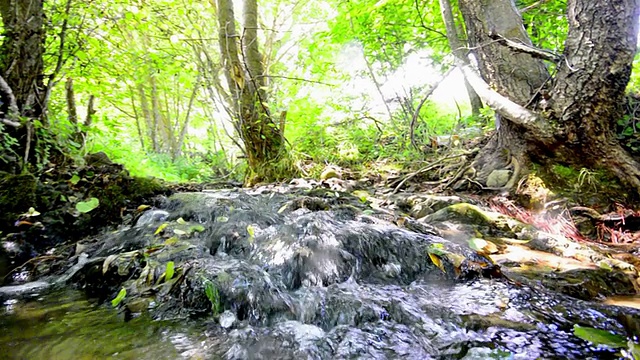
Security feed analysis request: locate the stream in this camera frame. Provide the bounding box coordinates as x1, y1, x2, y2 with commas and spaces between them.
1, 187, 637, 359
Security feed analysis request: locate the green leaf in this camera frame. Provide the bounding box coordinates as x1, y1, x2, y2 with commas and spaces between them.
427, 243, 447, 256
165, 261, 175, 281
177, 217, 187, 224
68, 140, 82, 148
204, 279, 221, 314
468, 238, 499, 253
573, 325, 627, 348
70, 174, 81, 185
189, 224, 205, 233
111, 287, 127, 307
76, 197, 99, 213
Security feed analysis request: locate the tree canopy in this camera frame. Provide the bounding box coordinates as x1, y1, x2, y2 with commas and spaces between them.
0, 0, 638, 196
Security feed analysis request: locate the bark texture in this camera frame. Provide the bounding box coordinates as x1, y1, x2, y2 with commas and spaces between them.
216, 0, 287, 183
451, 0, 640, 195
0, 0, 45, 119
0, 0, 46, 171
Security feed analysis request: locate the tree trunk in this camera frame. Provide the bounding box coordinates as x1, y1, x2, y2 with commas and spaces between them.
0, 0, 46, 171
451, 0, 640, 195
463, 77, 483, 117
438, 0, 483, 117
216, 0, 288, 184
137, 84, 158, 153
0, 0, 45, 119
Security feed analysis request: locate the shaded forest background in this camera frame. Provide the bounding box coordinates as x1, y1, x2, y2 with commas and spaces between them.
1, 0, 639, 187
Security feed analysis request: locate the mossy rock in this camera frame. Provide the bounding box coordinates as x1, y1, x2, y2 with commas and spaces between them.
0, 173, 37, 227
80, 176, 168, 232
511, 268, 637, 301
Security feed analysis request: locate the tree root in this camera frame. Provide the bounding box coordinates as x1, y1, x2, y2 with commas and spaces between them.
391, 151, 476, 194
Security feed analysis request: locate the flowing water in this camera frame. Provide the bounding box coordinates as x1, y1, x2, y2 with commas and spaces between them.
0, 189, 636, 359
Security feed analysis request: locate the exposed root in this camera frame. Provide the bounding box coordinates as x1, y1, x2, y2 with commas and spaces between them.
390, 150, 476, 194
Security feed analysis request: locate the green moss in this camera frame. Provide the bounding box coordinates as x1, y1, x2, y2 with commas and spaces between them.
127, 177, 166, 197
551, 164, 579, 180
533, 162, 628, 206
245, 154, 300, 186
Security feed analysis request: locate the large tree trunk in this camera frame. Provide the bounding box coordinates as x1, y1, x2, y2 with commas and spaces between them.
0, 0, 45, 118
0, 0, 46, 171
450, 0, 640, 194
216, 0, 287, 184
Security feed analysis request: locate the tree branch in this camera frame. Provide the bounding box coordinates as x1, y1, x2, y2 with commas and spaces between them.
0, 74, 21, 127
489, 32, 560, 62
410, 66, 455, 148
459, 54, 548, 134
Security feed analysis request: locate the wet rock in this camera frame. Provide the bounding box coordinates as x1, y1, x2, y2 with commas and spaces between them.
486, 169, 511, 188
0, 280, 51, 300
393, 194, 467, 219
510, 268, 637, 301
134, 209, 170, 227
0, 173, 37, 228
55, 188, 640, 359
219, 310, 237, 328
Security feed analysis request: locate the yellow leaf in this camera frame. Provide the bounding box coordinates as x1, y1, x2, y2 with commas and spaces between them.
429, 253, 446, 273
154, 223, 169, 235
164, 236, 179, 245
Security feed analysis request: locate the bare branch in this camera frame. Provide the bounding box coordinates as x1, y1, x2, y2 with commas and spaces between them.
489, 32, 560, 62
519, 0, 549, 14
410, 66, 455, 147
265, 75, 334, 86
459, 55, 547, 133
0, 74, 19, 116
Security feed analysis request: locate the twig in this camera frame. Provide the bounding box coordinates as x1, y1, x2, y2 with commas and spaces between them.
489, 32, 560, 62
392, 151, 472, 194
410, 66, 455, 148
0, 74, 20, 127
265, 75, 334, 86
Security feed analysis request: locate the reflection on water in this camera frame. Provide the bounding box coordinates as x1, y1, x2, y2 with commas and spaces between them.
0, 290, 204, 360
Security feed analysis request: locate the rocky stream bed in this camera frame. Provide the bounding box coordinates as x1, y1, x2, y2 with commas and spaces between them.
1, 175, 639, 359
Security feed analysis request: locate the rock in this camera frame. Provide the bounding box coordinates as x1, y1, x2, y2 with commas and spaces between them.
0, 173, 37, 228
134, 209, 170, 227
84, 152, 113, 167
219, 310, 237, 329
486, 169, 511, 188
320, 167, 341, 181
126, 298, 151, 313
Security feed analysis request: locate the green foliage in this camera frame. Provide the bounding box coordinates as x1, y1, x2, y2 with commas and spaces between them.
75, 197, 100, 213
203, 279, 222, 314
518, 0, 568, 52
165, 261, 175, 281
323, 0, 447, 72
7, 0, 575, 184
111, 287, 127, 307
573, 325, 633, 353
